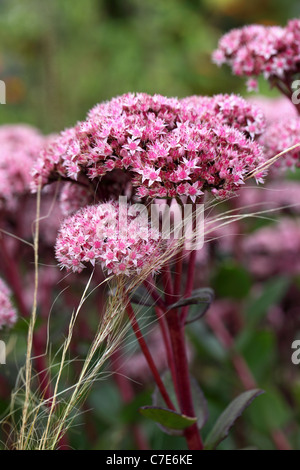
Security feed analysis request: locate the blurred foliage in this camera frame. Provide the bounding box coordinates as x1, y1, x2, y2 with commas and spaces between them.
0, 0, 300, 451
0, 0, 299, 132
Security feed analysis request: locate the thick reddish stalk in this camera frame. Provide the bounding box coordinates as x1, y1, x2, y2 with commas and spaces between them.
143, 279, 180, 402
181, 249, 197, 324
166, 309, 203, 450
124, 296, 175, 411
161, 258, 203, 449
173, 250, 183, 300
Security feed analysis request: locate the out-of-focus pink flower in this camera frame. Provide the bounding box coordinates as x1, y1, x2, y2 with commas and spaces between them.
238, 181, 300, 214
259, 117, 300, 170
0, 278, 17, 329
248, 96, 297, 125
0, 125, 45, 210
55, 201, 162, 276
246, 78, 259, 93
213, 20, 300, 89
243, 218, 300, 278
32, 93, 266, 201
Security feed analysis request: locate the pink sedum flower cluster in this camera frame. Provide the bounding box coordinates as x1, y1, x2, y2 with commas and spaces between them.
213, 19, 300, 87
238, 181, 300, 214
181, 93, 266, 139
55, 201, 162, 276
0, 125, 45, 210
32, 93, 266, 201
259, 117, 300, 170
0, 278, 17, 329
243, 218, 300, 278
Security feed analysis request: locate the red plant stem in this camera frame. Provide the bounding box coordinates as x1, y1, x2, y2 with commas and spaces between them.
180, 249, 197, 324
271, 429, 292, 451
124, 295, 175, 411
166, 309, 203, 450
143, 279, 180, 401
154, 306, 179, 394
173, 250, 183, 300
143, 278, 165, 310
161, 254, 203, 449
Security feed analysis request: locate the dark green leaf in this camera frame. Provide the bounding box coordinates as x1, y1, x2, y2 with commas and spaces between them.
167, 288, 214, 324
139, 406, 197, 430
204, 389, 264, 450
245, 276, 290, 327
153, 372, 209, 436
213, 262, 252, 300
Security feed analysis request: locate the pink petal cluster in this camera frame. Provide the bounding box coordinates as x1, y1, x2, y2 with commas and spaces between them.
213, 19, 300, 86
181, 93, 266, 139
55, 201, 162, 276
259, 117, 300, 170
0, 125, 45, 210
0, 278, 17, 329
31, 128, 76, 188
32, 93, 266, 201
243, 218, 300, 278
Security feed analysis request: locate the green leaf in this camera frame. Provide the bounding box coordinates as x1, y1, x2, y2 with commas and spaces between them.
245, 276, 290, 327
139, 406, 197, 430
204, 389, 264, 450
168, 288, 214, 324
212, 262, 252, 300
246, 388, 292, 432
152, 371, 209, 436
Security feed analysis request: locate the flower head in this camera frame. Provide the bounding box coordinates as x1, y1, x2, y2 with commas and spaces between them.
33, 93, 266, 202
55, 200, 162, 276
0, 278, 17, 329
243, 218, 300, 278
0, 125, 45, 210
259, 117, 300, 170
213, 20, 300, 90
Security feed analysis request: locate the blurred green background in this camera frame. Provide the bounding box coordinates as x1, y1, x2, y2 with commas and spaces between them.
0, 0, 300, 133
1, 0, 300, 450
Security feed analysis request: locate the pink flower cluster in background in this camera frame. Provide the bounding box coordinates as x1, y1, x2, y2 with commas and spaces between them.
238, 181, 300, 214
0, 125, 45, 211
259, 117, 300, 170
243, 218, 300, 278
0, 278, 17, 329
213, 19, 300, 87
